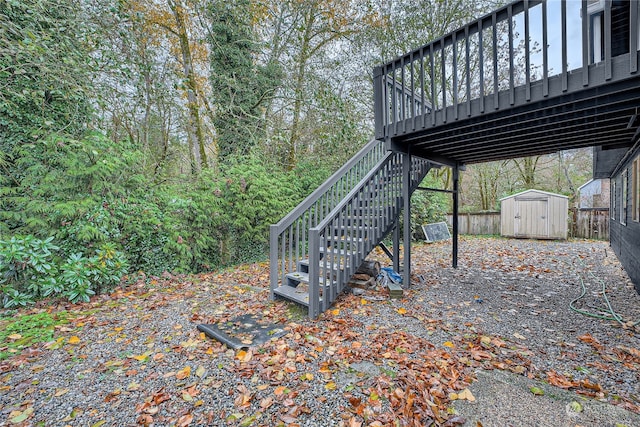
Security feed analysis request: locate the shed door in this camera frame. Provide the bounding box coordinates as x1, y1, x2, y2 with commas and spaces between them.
514, 198, 548, 238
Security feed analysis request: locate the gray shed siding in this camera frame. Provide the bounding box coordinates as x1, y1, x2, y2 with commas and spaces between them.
501, 190, 569, 239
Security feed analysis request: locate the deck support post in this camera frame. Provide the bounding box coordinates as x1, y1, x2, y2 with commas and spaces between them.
452, 165, 460, 269
402, 149, 412, 286
393, 222, 400, 272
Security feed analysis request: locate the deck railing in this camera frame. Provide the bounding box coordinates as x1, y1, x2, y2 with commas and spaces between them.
374, 0, 640, 141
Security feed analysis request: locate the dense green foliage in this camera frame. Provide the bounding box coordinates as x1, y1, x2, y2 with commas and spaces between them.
0, 129, 328, 307
1, 0, 542, 308
0, 235, 127, 306
0, 0, 91, 155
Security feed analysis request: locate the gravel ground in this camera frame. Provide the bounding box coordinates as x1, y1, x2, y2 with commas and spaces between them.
1, 237, 639, 426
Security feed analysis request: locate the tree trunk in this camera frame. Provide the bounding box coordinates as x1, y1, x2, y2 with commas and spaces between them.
169, 0, 208, 172
287, 5, 315, 170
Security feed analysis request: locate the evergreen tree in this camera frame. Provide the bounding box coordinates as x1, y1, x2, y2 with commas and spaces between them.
207, 0, 281, 161
0, 0, 94, 234
0, 0, 92, 149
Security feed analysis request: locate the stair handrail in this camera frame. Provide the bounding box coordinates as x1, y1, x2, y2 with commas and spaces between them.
309, 153, 431, 244
271, 138, 386, 233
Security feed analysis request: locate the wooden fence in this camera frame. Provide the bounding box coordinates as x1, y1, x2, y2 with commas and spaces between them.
445, 212, 501, 236
445, 208, 609, 240
569, 208, 609, 240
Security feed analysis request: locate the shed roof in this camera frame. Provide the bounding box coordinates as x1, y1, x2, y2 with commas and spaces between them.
499, 189, 570, 201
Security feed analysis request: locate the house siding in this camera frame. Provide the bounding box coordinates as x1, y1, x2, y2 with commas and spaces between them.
609, 145, 640, 293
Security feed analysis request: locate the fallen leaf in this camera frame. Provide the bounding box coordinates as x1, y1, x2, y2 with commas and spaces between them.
457, 388, 475, 402
176, 413, 193, 427
176, 366, 191, 380
397, 307, 407, 315
10, 412, 29, 424
129, 354, 149, 362
7, 333, 22, 340
68, 336, 81, 345
546, 370, 576, 388
443, 341, 455, 348
127, 382, 141, 391
236, 349, 253, 363
274, 386, 288, 396
195, 365, 206, 378
55, 388, 70, 397
567, 401, 583, 413
530, 386, 544, 396
260, 397, 274, 409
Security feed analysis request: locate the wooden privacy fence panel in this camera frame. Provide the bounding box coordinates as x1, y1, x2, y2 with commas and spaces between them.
445, 209, 609, 240
570, 208, 610, 240
445, 212, 500, 236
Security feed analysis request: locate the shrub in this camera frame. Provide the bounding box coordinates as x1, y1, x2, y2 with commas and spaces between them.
0, 236, 127, 307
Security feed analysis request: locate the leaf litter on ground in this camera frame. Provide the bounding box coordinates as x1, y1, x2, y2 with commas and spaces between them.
1, 239, 639, 426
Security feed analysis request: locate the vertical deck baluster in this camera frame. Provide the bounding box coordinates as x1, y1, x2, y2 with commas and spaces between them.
401, 60, 406, 133
295, 217, 300, 266
582, 0, 589, 86
420, 47, 426, 128
465, 25, 471, 116
391, 62, 397, 135
287, 225, 293, 272
308, 229, 319, 318
326, 221, 332, 310
631, 0, 638, 73
430, 43, 436, 125
524, 0, 531, 100
604, 0, 612, 81
508, 5, 515, 105
441, 40, 447, 123
492, 12, 499, 108
373, 66, 384, 140
562, 0, 568, 91
453, 31, 459, 120
269, 225, 278, 298
280, 232, 285, 284
479, 19, 485, 113
410, 51, 416, 130
542, 0, 549, 96
302, 213, 307, 261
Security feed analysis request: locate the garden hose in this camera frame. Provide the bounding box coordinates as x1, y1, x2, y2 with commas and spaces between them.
568, 255, 639, 328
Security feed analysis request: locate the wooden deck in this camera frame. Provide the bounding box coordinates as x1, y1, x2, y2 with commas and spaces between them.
374, 0, 640, 166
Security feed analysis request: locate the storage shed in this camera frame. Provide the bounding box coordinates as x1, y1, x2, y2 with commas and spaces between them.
500, 190, 569, 239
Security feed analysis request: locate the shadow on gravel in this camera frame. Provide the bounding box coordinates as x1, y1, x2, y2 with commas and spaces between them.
454, 369, 640, 427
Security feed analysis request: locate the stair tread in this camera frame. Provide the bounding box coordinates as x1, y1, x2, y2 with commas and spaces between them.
319, 247, 355, 256
286, 271, 337, 287
273, 285, 318, 307
299, 259, 347, 270
286, 271, 309, 283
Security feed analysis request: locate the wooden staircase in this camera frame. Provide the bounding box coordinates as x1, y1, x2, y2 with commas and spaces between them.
269, 139, 433, 317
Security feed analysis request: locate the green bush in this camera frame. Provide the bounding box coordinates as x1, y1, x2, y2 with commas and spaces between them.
0, 236, 127, 307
